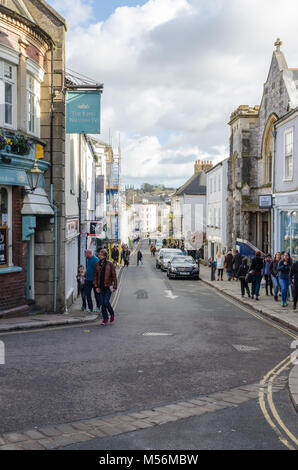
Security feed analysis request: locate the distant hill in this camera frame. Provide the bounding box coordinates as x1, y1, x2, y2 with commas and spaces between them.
123, 183, 175, 205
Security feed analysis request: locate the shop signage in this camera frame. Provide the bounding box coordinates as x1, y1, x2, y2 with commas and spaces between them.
66, 219, 79, 240
88, 221, 104, 238
259, 194, 273, 209
35, 144, 44, 160
0, 226, 8, 267
0, 168, 27, 186
66, 91, 101, 134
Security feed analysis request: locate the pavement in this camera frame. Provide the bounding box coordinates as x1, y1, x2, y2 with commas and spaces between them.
0, 263, 127, 333
199, 264, 298, 416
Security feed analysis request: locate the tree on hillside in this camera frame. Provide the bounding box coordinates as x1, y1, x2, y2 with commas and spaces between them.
141, 183, 154, 192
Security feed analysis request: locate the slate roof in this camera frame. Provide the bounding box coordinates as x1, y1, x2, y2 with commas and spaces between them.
174, 171, 207, 196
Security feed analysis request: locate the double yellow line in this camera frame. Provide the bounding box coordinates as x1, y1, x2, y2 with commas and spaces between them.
259, 355, 298, 450
212, 288, 298, 449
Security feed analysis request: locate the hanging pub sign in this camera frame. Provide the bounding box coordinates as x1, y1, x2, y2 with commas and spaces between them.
0, 226, 8, 268
66, 91, 101, 134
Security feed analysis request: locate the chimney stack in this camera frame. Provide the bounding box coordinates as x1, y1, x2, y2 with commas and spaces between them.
194, 159, 213, 174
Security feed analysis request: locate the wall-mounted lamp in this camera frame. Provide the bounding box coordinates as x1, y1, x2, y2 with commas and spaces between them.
26, 160, 43, 192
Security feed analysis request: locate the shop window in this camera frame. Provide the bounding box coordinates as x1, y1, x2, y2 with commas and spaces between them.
0, 60, 17, 129
0, 186, 12, 267
280, 211, 298, 257
0, 187, 8, 226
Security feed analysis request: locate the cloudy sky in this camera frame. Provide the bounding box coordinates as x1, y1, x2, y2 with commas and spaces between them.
48, 0, 298, 188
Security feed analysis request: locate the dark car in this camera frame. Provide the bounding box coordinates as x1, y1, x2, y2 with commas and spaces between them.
167, 256, 200, 280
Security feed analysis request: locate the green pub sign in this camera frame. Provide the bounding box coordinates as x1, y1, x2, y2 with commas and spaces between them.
66, 91, 101, 134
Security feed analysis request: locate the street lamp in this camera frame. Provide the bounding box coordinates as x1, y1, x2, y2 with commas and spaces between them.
26, 160, 43, 192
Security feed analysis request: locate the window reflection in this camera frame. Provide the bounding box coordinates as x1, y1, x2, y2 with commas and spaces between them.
0, 188, 8, 226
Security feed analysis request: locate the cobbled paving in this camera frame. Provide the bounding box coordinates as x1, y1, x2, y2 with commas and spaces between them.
0, 377, 287, 450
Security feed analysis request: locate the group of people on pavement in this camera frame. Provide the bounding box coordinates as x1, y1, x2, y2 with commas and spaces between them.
77, 248, 117, 326
209, 249, 298, 310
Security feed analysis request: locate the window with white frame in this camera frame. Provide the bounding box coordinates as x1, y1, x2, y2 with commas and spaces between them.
27, 73, 40, 137
284, 128, 293, 180
0, 60, 17, 129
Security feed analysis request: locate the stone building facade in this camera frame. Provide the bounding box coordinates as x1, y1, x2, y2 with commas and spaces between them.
227, 40, 298, 254
0, 0, 67, 316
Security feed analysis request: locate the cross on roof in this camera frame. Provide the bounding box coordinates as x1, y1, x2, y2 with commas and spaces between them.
275, 38, 282, 52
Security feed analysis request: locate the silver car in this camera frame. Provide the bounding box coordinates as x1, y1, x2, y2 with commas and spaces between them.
159, 249, 183, 271
167, 256, 200, 280
156, 248, 181, 269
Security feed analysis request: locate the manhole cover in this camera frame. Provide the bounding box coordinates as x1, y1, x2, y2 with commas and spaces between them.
142, 332, 173, 336
232, 345, 260, 352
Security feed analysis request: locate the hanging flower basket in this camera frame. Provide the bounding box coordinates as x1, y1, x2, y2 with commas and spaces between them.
11, 135, 32, 155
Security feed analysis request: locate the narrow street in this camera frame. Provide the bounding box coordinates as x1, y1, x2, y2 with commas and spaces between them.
0, 240, 297, 450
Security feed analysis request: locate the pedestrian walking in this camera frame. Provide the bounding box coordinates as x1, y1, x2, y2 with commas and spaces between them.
237, 258, 251, 298
278, 252, 292, 307
263, 254, 273, 296
77, 265, 87, 311
94, 249, 117, 325
121, 246, 131, 266
224, 251, 233, 281
137, 250, 143, 266
216, 251, 225, 281
290, 259, 298, 310
232, 249, 242, 280
209, 257, 217, 281
250, 251, 264, 301
270, 252, 281, 301
111, 245, 119, 267
84, 249, 99, 313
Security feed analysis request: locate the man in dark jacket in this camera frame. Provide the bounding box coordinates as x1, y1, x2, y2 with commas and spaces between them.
137, 250, 143, 266
237, 258, 251, 297
94, 249, 117, 325
111, 245, 119, 267
290, 259, 298, 310
224, 251, 233, 281
250, 251, 264, 301
232, 249, 243, 280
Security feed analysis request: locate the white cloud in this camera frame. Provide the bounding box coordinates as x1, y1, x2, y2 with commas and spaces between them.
48, 0, 298, 186
50, 0, 94, 28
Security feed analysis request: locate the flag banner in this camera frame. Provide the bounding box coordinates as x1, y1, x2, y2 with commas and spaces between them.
66, 91, 101, 134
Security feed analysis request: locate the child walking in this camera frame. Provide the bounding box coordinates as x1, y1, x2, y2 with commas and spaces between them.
77, 264, 87, 311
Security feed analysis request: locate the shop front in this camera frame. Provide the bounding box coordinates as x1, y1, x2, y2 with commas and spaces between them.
0, 140, 51, 317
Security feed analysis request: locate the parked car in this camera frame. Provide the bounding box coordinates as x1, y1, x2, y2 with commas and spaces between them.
167, 256, 200, 280
159, 249, 183, 271
156, 248, 182, 269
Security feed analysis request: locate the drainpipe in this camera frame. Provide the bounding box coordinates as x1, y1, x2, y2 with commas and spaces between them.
272, 128, 277, 255
78, 134, 82, 267
49, 42, 58, 313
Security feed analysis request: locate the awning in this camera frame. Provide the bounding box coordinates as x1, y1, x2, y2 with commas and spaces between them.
21, 187, 54, 216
